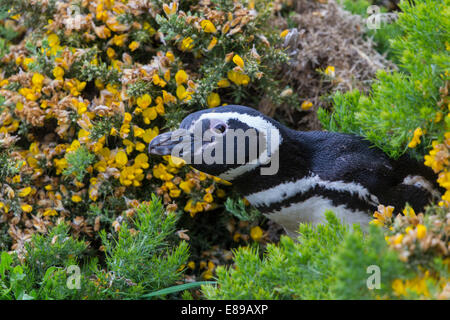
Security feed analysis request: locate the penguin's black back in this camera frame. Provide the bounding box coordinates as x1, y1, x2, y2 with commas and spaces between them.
291, 130, 439, 212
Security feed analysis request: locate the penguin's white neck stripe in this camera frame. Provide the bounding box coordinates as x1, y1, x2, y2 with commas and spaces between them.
196, 112, 282, 180
245, 174, 380, 208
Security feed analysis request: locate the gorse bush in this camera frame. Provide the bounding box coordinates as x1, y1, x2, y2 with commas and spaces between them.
202, 211, 346, 299
313, 0, 450, 299
203, 210, 450, 300
0, 0, 293, 255
0, 196, 188, 299
99, 194, 189, 298
319, 0, 449, 159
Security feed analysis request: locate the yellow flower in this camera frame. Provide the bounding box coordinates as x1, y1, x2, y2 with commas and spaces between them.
153, 163, 174, 181
21, 204, 33, 213
232, 54, 244, 69
408, 128, 423, 148
47, 33, 60, 47
207, 92, 221, 108
324, 65, 335, 77
402, 206, 416, 218
176, 85, 188, 100
142, 107, 158, 124
164, 70, 171, 82
435, 112, 443, 123
32, 73, 45, 87
65, 79, 86, 96
390, 234, 404, 245
71, 195, 82, 203
135, 153, 149, 169
217, 79, 230, 88
122, 112, 132, 124
203, 193, 214, 203
280, 29, 289, 38
170, 188, 181, 198
115, 150, 128, 167
301, 100, 313, 111
44, 208, 58, 217
180, 37, 194, 51
133, 126, 145, 138
200, 20, 217, 33
52, 66, 64, 80
112, 34, 127, 46
137, 94, 152, 109
67, 139, 81, 153
175, 70, 188, 85
371, 205, 394, 226
250, 226, 263, 241
19, 87, 38, 101
94, 25, 111, 39
129, 41, 140, 51
123, 139, 135, 154
152, 74, 167, 87
54, 158, 68, 175
143, 127, 159, 143
134, 142, 145, 152
202, 269, 214, 280
416, 224, 427, 239
166, 51, 175, 62
16, 101, 24, 111
392, 279, 406, 296
207, 36, 218, 50
163, 2, 178, 15
187, 261, 196, 270
106, 47, 116, 59
227, 70, 250, 86
179, 180, 194, 194
18, 187, 32, 197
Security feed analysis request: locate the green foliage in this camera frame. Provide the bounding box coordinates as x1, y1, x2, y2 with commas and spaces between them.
317, 90, 365, 135
0, 196, 190, 300
202, 211, 346, 299
224, 197, 261, 222
338, 0, 372, 16
332, 225, 408, 299
0, 0, 57, 28
0, 223, 100, 300
202, 212, 419, 300
338, 0, 401, 60
24, 223, 88, 280
99, 194, 189, 298
320, 0, 449, 159
0, 151, 20, 183
63, 146, 96, 182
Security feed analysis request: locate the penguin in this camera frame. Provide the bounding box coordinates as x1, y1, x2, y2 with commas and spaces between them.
148, 105, 440, 237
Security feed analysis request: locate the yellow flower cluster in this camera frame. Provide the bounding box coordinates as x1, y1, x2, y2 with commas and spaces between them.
0, 0, 291, 272
370, 203, 450, 299
408, 127, 423, 148
391, 270, 448, 299
424, 133, 450, 205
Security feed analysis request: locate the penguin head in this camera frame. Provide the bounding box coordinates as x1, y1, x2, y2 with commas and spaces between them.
148, 105, 284, 181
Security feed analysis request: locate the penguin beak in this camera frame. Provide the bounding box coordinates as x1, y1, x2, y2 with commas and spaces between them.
148, 130, 192, 156
148, 131, 178, 156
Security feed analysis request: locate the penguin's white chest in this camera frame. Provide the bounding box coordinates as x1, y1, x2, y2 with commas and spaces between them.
244, 175, 376, 238
263, 196, 371, 238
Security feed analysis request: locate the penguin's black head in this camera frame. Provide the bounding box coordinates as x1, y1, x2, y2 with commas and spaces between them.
148, 105, 285, 180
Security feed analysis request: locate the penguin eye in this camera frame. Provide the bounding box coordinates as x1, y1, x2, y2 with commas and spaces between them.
212, 123, 227, 134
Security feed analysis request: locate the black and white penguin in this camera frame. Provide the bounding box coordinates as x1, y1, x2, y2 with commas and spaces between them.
149, 105, 440, 237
